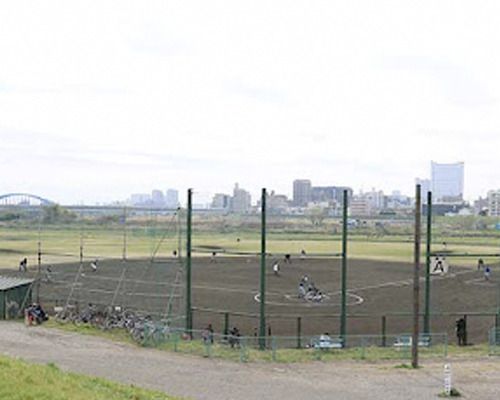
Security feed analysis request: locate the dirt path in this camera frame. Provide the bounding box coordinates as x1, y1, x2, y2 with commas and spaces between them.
0, 322, 499, 399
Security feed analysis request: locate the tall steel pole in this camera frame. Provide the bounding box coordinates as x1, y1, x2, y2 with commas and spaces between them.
37, 215, 42, 303
424, 191, 432, 335
122, 206, 127, 262
340, 189, 348, 341
186, 189, 193, 334
412, 184, 422, 369
259, 188, 267, 350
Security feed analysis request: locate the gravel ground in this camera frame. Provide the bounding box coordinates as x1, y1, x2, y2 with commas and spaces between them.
1, 321, 499, 399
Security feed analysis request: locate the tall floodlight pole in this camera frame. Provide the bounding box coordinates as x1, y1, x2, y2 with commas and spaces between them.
424, 191, 432, 335
412, 184, 422, 369
340, 189, 348, 341
186, 189, 193, 334
259, 188, 267, 350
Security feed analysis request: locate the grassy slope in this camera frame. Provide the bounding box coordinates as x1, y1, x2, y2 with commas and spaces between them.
0, 354, 179, 400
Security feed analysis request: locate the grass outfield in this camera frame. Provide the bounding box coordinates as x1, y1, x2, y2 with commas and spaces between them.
1, 226, 499, 268
0, 354, 179, 400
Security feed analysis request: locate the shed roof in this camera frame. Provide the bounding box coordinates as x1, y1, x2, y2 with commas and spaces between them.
0, 276, 35, 291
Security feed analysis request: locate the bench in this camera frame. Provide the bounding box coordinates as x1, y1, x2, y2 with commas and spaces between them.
393, 335, 431, 348
311, 336, 345, 349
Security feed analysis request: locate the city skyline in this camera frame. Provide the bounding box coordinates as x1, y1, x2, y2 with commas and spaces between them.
2, 2, 500, 204
0, 161, 484, 207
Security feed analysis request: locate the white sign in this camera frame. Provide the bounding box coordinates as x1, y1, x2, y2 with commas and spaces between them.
444, 363, 452, 396
432, 256, 449, 275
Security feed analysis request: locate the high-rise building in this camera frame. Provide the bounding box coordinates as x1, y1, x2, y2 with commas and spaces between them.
293, 179, 312, 206
431, 161, 464, 202
266, 191, 289, 214
165, 189, 179, 208
311, 186, 353, 204
151, 189, 165, 206
129, 193, 151, 206
487, 190, 500, 216
211, 193, 231, 210
231, 183, 251, 213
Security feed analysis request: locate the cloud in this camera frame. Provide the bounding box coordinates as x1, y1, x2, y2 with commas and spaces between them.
381, 55, 498, 107
224, 80, 288, 104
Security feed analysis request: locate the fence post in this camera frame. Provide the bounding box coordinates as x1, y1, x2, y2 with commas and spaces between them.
381, 315, 387, 347
223, 312, 229, 339
272, 336, 277, 361
463, 314, 468, 346
444, 334, 448, 358
297, 317, 302, 349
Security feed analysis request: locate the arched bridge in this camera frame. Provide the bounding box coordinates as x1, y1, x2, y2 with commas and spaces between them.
0, 193, 56, 206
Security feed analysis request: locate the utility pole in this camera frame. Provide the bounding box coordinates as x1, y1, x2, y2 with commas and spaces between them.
340, 189, 348, 341
412, 184, 422, 369
424, 191, 432, 335
259, 188, 267, 350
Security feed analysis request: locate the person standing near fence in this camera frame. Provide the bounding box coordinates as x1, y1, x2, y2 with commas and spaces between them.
455, 318, 466, 346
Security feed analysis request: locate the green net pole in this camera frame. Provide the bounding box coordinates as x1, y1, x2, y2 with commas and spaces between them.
224, 312, 229, 338
424, 191, 432, 335
412, 184, 422, 369
381, 315, 387, 347
340, 189, 348, 340
297, 317, 302, 349
259, 188, 267, 350
186, 189, 193, 334
496, 284, 500, 333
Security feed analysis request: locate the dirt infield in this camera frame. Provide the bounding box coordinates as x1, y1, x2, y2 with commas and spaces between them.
12, 256, 499, 343
190, 257, 498, 343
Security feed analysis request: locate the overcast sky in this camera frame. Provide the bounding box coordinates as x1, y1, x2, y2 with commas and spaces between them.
1, 1, 499, 205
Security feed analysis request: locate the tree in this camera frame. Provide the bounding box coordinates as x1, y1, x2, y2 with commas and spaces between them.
41, 204, 76, 224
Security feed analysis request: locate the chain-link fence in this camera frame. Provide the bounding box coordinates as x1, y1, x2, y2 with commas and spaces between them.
138, 322, 448, 363
489, 327, 500, 355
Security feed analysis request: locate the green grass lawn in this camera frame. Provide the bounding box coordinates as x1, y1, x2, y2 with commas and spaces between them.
0, 354, 180, 400
2, 226, 499, 268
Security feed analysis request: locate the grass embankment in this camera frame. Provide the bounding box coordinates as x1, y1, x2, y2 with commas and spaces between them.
0, 354, 180, 400
47, 321, 491, 364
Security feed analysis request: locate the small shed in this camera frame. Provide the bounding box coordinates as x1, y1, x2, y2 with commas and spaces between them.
0, 276, 34, 320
